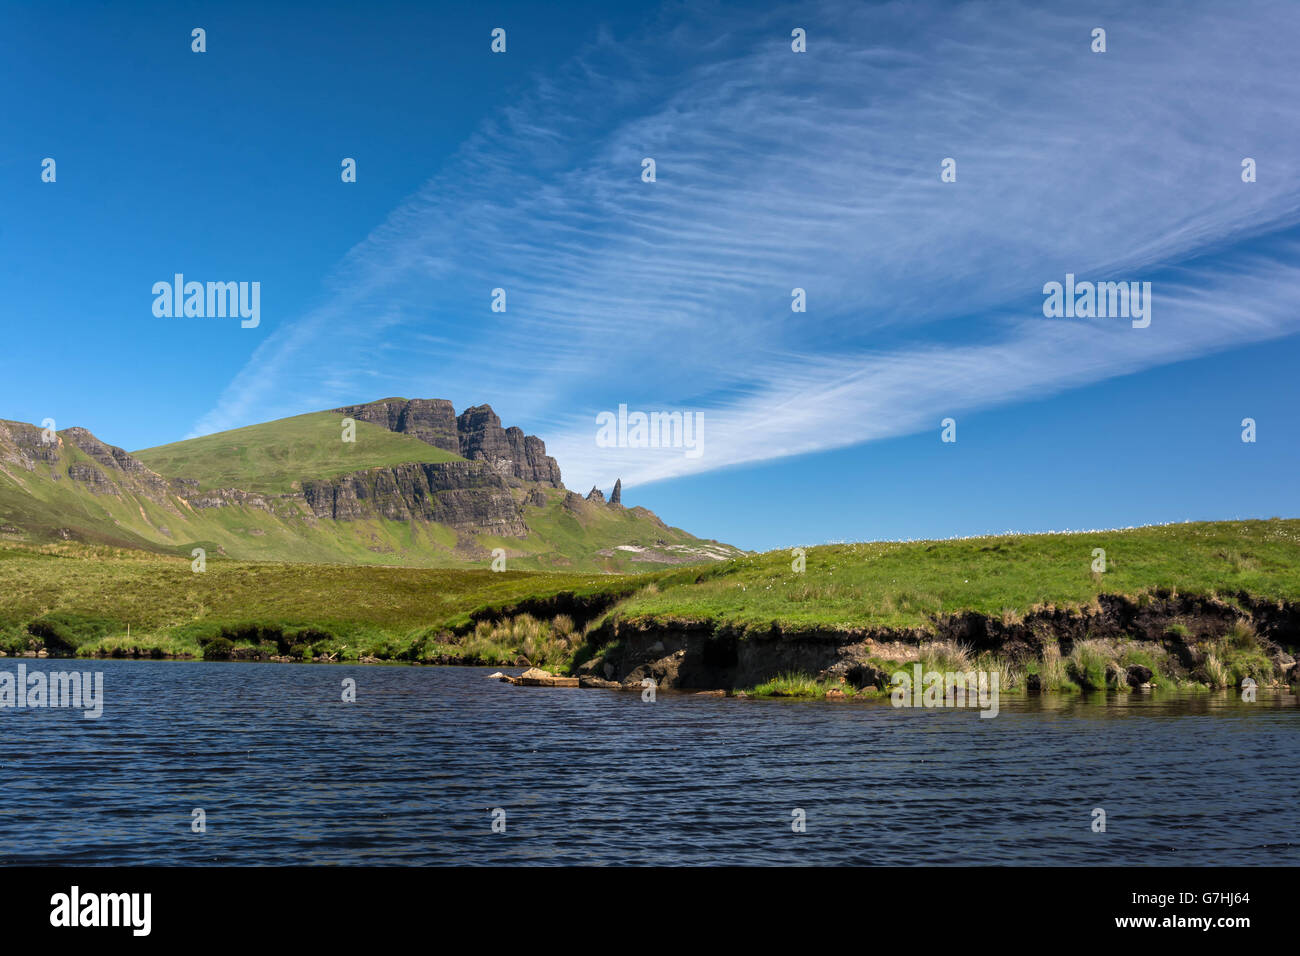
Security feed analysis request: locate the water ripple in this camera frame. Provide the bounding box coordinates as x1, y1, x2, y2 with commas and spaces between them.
0, 661, 1296, 865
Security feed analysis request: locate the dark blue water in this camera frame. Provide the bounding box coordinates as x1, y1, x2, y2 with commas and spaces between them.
1, 661, 1296, 865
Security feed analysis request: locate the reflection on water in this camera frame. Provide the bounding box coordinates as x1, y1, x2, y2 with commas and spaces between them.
0, 661, 1295, 865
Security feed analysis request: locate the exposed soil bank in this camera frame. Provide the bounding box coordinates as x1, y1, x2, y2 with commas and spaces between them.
576, 591, 1300, 691
460, 586, 637, 635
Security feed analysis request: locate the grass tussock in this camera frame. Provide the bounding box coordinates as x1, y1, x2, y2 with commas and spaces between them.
748, 672, 865, 699
456, 613, 589, 669
1026, 643, 1076, 691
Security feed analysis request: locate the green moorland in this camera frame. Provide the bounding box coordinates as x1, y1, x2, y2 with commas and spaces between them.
603, 518, 1300, 695
0, 541, 648, 666
2, 519, 1296, 690
132, 411, 462, 493
613, 518, 1300, 631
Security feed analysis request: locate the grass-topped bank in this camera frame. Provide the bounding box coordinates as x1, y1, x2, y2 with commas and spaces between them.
3, 520, 1298, 695
576, 519, 1300, 693
610, 519, 1300, 631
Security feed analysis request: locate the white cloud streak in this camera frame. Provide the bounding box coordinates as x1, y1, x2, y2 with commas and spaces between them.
190, 0, 1300, 491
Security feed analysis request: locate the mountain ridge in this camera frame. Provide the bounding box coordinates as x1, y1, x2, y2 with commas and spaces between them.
0, 399, 741, 571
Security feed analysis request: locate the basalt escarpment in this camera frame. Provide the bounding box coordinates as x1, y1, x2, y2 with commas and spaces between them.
301, 460, 526, 536
335, 398, 461, 454
62, 427, 171, 495
335, 398, 563, 488
455, 405, 563, 488
577, 592, 1300, 690
0, 420, 63, 471
1, 416, 532, 536
5, 422, 187, 509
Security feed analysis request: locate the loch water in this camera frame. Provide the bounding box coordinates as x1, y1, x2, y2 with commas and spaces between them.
1, 661, 1296, 865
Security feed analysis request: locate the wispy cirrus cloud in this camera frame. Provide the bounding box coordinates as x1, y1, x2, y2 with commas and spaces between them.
191, 0, 1300, 491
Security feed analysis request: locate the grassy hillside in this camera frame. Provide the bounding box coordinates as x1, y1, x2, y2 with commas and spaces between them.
611, 519, 1300, 631
132, 411, 462, 493
0, 542, 645, 662
492, 489, 738, 572
0, 412, 739, 571
0, 434, 177, 552
0, 456, 736, 571
0, 434, 473, 565
4, 521, 1294, 680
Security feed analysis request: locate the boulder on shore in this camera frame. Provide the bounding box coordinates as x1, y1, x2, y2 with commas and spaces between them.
507, 666, 579, 687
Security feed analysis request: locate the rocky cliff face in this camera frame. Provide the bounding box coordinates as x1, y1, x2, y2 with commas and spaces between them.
0, 417, 530, 538
456, 405, 563, 488
62, 427, 172, 497
301, 460, 526, 536
333, 398, 564, 489
334, 398, 461, 454
0, 408, 736, 570
0, 420, 64, 471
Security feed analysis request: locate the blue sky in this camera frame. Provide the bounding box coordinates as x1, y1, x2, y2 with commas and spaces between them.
2, 0, 1297, 552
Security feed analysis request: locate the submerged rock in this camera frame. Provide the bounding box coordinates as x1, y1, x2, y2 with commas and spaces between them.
1125, 664, 1154, 687
508, 666, 579, 687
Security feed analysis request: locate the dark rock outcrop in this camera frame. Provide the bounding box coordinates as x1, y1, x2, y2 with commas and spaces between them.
506, 427, 563, 488
585, 486, 605, 503
334, 398, 461, 454
66, 462, 113, 493
609, 479, 622, 507
0, 420, 61, 469
456, 405, 562, 487
332, 398, 563, 488
63, 428, 161, 479
454, 405, 510, 466
1125, 664, 1154, 687
301, 460, 526, 536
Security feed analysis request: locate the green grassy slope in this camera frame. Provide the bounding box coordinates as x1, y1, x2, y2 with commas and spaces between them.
0, 432, 470, 565
0, 542, 645, 660
0, 414, 739, 571
0, 437, 175, 551
132, 411, 462, 493
481, 488, 739, 572
4, 520, 1294, 675
613, 519, 1300, 632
